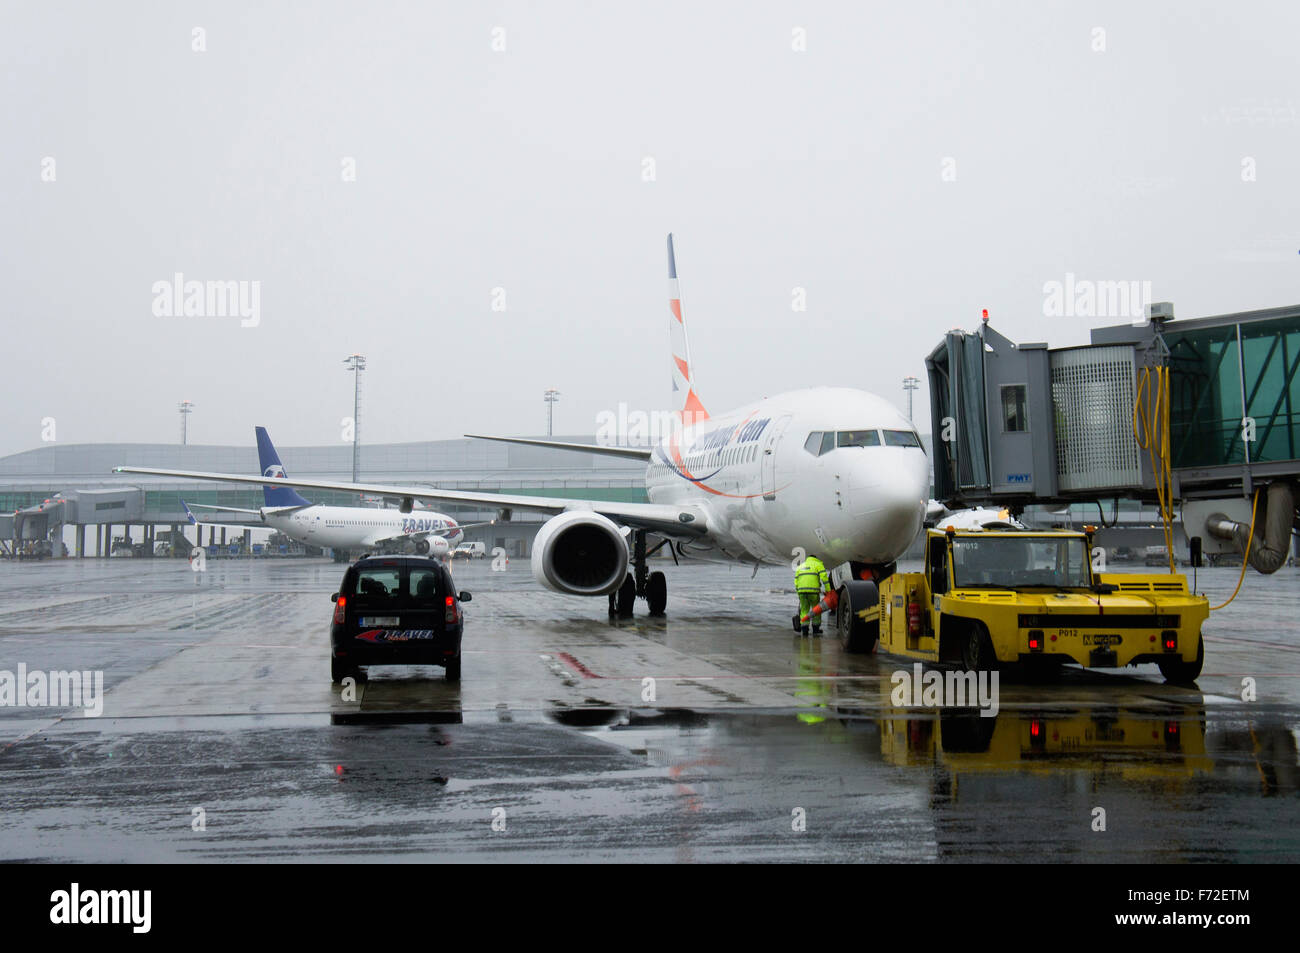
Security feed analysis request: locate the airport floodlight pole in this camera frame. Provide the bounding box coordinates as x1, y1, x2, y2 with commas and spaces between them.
178, 400, 195, 445
544, 387, 561, 437
902, 376, 919, 422
343, 354, 366, 483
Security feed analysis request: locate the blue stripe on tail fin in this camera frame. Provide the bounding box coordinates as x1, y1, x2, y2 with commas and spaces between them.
255, 427, 312, 507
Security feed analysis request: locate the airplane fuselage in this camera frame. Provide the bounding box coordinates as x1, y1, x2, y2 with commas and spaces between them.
646, 387, 930, 567
263, 504, 463, 553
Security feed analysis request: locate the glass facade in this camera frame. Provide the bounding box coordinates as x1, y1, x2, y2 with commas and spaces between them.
1168, 316, 1300, 468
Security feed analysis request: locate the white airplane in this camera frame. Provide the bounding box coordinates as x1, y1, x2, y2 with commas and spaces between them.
179, 427, 481, 561
117, 235, 931, 641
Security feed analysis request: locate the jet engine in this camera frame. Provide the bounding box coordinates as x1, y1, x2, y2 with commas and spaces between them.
532, 510, 629, 595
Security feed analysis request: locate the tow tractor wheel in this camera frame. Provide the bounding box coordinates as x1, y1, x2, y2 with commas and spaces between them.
837, 580, 880, 654
1158, 633, 1204, 684
960, 623, 996, 672
646, 571, 668, 616
615, 574, 636, 618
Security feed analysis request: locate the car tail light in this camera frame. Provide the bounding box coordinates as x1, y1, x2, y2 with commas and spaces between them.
1161, 630, 1177, 652
907, 601, 922, 635
333, 596, 346, 625
445, 594, 458, 624
1028, 630, 1044, 652
1029, 718, 1046, 751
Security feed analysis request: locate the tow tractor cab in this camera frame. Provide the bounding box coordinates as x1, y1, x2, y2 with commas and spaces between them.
859, 526, 1209, 683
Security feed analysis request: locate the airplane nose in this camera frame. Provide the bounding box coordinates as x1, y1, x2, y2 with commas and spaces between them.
844, 455, 928, 560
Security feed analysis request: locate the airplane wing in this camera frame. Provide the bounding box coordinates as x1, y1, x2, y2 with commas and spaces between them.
121, 468, 709, 539
181, 501, 266, 533
463, 434, 653, 460
185, 501, 264, 517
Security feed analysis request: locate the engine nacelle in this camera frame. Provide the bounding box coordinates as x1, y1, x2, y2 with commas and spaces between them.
425, 536, 450, 558
532, 510, 629, 596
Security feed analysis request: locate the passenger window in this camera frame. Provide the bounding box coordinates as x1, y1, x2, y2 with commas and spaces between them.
837, 430, 881, 448
803, 432, 822, 455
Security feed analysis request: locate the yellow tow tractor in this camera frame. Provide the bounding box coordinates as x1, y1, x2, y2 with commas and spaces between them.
832, 526, 1209, 683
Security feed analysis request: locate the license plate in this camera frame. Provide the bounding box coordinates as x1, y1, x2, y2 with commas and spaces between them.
360, 616, 399, 626
1083, 633, 1122, 646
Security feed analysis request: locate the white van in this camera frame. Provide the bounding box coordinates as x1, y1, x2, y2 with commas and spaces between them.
453, 542, 486, 559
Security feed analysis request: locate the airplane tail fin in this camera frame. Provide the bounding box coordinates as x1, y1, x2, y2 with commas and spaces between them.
181, 500, 198, 525
667, 233, 708, 427
255, 427, 312, 507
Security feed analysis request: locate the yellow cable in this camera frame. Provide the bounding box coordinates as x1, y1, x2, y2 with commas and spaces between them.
1210, 488, 1259, 611
1134, 365, 1177, 573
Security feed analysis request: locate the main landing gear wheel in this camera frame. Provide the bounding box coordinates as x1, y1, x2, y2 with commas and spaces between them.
646, 571, 668, 616
615, 574, 636, 618
837, 580, 879, 654
1158, 633, 1204, 684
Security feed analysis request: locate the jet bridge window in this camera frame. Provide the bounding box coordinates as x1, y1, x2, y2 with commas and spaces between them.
837, 430, 881, 448
1001, 384, 1029, 433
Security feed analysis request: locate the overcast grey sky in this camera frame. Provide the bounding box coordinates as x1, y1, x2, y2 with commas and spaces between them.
3, 1, 1298, 458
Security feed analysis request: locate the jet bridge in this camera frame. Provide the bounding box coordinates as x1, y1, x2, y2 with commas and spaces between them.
926, 304, 1300, 573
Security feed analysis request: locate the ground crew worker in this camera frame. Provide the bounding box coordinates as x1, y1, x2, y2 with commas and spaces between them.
794, 553, 828, 636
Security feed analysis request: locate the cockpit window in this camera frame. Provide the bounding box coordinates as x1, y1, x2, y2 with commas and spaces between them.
836, 430, 881, 448
882, 430, 922, 448
803, 432, 822, 456
819, 431, 836, 455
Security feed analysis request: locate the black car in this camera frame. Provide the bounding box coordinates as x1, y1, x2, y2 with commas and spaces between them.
329, 555, 471, 683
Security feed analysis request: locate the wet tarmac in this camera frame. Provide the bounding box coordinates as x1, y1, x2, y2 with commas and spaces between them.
0, 556, 1297, 861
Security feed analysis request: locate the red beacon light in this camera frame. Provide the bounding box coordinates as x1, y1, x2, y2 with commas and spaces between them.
981, 309, 989, 323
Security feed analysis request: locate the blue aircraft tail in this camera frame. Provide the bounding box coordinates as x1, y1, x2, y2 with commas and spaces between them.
255, 427, 312, 507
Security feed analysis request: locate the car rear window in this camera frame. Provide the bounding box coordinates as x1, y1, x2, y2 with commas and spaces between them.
408, 567, 444, 603
352, 567, 401, 602
349, 563, 446, 607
